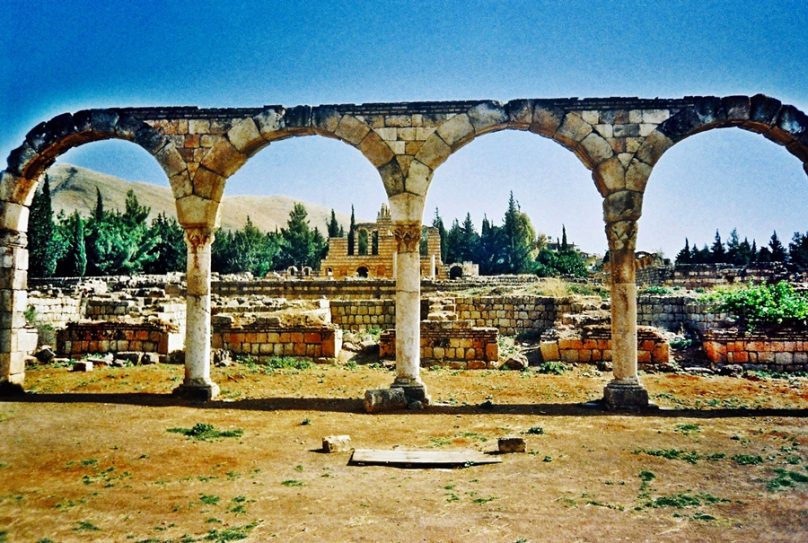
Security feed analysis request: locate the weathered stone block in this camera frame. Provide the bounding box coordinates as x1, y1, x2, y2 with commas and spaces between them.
227, 118, 263, 154
556, 113, 592, 144
364, 387, 408, 413
467, 102, 507, 134
498, 436, 526, 453
335, 115, 371, 146
414, 135, 451, 170
436, 114, 475, 148
322, 435, 352, 453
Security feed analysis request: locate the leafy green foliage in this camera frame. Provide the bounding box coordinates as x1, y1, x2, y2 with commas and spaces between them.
645, 492, 726, 508
536, 361, 571, 375
731, 454, 763, 465
28, 175, 58, 277
167, 423, 244, 441
213, 216, 280, 276
766, 468, 808, 491
145, 213, 186, 273
705, 281, 808, 329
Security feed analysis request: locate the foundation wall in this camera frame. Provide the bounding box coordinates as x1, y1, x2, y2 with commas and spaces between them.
211, 325, 341, 360
379, 322, 498, 369
540, 327, 670, 366
56, 323, 182, 356
703, 329, 808, 371
330, 300, 395, 332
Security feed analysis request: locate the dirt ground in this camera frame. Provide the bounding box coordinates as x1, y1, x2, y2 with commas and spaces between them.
1, 362, 807, 543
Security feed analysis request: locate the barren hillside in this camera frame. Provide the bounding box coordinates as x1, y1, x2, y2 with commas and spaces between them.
46, 163, 353, 233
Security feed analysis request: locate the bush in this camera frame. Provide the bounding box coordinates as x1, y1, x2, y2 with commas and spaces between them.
704, 281, 808, 329
641, 286, 671, 296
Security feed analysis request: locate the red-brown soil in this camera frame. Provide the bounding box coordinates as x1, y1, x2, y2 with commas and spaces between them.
1, 363, 806, 542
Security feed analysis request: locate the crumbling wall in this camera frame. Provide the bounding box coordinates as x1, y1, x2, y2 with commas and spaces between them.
703, 329, 808, 371
379, 321, 498, 369
330, 300, 395, 332
57, 322, 182, 356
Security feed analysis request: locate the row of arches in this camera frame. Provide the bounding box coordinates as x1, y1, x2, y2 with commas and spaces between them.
1, 96, 806, 407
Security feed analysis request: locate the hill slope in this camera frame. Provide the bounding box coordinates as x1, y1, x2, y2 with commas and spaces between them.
46, 163, 355, 233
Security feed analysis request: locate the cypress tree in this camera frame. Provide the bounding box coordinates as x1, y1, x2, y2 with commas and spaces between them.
69, 212, 87, 277
432, 207, 447, 262
29, 175, 57, 277
768, 230, 787, 262
347, 205, 356, 255
710, 230, 726, 263
327, 209, 341, 237
675, 238, 691, 264
94, 186, 104, 221
561, 224, 568, 252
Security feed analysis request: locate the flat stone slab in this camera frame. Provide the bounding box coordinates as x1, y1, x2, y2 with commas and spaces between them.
349, 448, 502, 467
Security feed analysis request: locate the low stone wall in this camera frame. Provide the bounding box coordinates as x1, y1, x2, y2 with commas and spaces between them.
56, 322, 182, 356
703, 329, 808, 371
379, 321, 499, 369
540, 325, 670, 366
637, 295, 727, 334
453, 296, 557, 336
211, 324, 342, 360
27, 296, 83, 328
330, 300, 395, 332
669, 263, 793, 289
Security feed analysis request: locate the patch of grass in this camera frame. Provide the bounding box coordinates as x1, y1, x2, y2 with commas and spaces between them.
674, 423, 701, 435
536, 361, 571, 375
732, 454, 764, 465
266, 356, 311, 370
200, 494, 220, 506
203, 521, 258, 542
281, 479, 303, 487
635, 448, 724, 464
525, 426, 544, 435
646, 492, 727, 509
471, 495, 498, 505
80, 458, 98, 466
669, 337, 693, 351
766, 468, 808, 491
167, 423, 244, 441
74, 520, 100, 532
641, 286, 672, 296
430, 436, 452, 447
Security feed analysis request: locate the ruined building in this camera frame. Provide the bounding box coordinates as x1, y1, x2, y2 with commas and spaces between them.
320, 203, 447, 279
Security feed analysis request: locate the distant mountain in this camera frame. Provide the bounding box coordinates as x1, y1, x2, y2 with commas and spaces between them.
45, 163, 354, 233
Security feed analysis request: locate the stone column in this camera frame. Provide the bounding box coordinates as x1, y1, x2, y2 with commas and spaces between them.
392, 251, 397, 280
430, 255, 436, 279
391, 222, 429, 403
0, 230, 29, 396
603, 219, 649, 409
173, 227, 219, 400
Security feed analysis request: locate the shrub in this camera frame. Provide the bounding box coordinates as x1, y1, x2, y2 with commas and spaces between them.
704, 281, 808, 329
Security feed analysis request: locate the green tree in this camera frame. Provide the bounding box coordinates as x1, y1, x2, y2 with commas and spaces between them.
457, 213, 480, 263
28, 175, 57, 277
432, 207, 448, 262
789, 231, 808, 271
768, 230, 787, 263
710, 230, 726, 263
478, 215, 503, 275
278, 203, 316, 269
444, 219, 462, 263
68, 212, 87, 277
737, 237, 753, 265
94, 186, 104, 222
145, 213, 187, 273
347, 205, 356, 256
123, 188, 150, 226
675, 238, 692, 264
726, 228, 741, 264
326, 209, 341, 238
501, 192, 536, 273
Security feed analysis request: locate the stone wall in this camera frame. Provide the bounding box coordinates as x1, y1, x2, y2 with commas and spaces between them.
540, 325, 670, 366
330, 300, 395, 332
27, 296, 83, 328
454, 295, 557, 335
637, 295, 728, 334
379, 321, 498, 369
211, 324, 341, 360
56, 322, 182, 356
703, 329, 808, 371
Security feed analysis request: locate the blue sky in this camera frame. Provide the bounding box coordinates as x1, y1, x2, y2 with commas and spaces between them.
2, 0, 806, 255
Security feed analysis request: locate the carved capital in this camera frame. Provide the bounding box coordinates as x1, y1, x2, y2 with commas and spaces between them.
392, 222, 422, 253
184, 227, 215, 252
0, 229, 27, 248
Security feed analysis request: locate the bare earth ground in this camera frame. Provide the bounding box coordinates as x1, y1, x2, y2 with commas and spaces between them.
1, 363, 807, 543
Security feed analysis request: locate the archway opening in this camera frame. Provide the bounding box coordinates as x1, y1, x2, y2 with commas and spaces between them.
426, 129, 602, 279
449, 265, 463, 280
639, 128, 808, 268
357, 266, 369, 278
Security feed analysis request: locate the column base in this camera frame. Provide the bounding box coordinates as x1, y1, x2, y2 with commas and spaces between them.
392, 378, 430, 405
172, 381, 220, 401
602, 379, 651, 411
0, 380, 26, 397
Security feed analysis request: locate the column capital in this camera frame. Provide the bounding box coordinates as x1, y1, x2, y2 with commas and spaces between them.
392, 222, 421, 253
183, 226, 215, 251
605, 219, 637, 254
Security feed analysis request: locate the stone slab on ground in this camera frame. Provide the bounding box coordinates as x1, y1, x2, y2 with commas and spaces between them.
322, 435, 352, 453
349, 448, 502, 467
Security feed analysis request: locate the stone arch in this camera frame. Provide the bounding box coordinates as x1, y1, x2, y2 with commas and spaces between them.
2, 110, 188, 216
356, 266, 369, 278
627, 95, 808, 221
190, 106, 400, 215
408, 100, 612, 211
448, 264, 463, 279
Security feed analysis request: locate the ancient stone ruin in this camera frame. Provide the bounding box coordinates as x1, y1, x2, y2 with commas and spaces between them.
2, 94, 807, 410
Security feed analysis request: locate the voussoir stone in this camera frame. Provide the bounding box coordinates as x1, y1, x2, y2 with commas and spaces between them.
603, 191, 643, 224
580, 132, 614, 165
253, 108, 284, 139
358, 132, 395, 167
530, 106, 564, 137
467, 102, 508, 134
199, 139, 247, 178
227, 118, 263, 154
626, 159, 652, 192
556, 112, 593, 144
335, 115, 371, 146
414, 134, 452, 170
436, 114, 475, 148
594, 157, 625, 196
635, 130, 673, 166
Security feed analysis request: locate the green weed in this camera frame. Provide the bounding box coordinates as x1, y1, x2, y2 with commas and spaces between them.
200, 494, 220, 506
167, 423, 244, 441
281, 479, 303, 487
732, 454, 763, 465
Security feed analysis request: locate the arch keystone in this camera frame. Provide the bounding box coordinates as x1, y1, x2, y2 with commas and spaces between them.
467, 102, 508, 135
253, 108, 284, 140
530, 106, 564, 137
506, 99, 534, 128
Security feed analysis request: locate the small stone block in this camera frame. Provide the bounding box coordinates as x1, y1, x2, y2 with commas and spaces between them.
72, 361, 93, 372
322, 435, 352, 453
498, 436, 526, 453
364, 388, 408, 413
